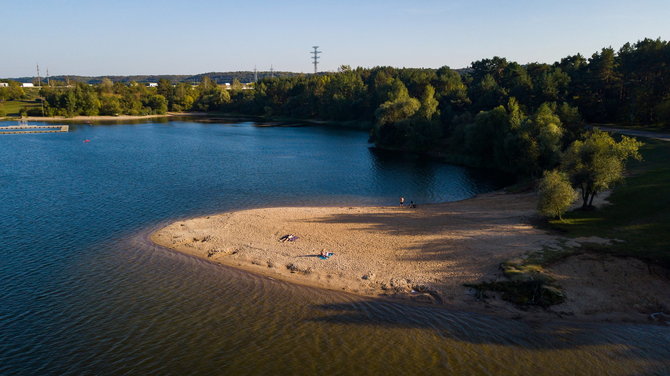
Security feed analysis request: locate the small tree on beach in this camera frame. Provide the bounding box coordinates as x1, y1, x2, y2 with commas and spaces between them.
561, 129, 642, 208
537, 170, 576, 220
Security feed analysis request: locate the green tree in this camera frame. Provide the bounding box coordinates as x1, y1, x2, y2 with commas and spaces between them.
230, 78, 243, 91
374, 97, 420, 125
194, 87, 230, 111
416, 84, 439, 120
146, 94, 168, 114
537, 170, 576, 220
555, 102, 583, 144
562, 129, 643, 208
374, 80, 420, 125
157, 79, 174, 104
79, 90, 100, 116
99, 78, 114, 94
198, 76, 217, 92
62, 90, 78, 116
3, 81, 26, 100
99, 96, 122, 115
532, 103, 564, 168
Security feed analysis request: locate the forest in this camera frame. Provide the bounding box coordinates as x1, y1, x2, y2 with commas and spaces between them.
0, 38, 666, 192
218, 38, 666, 181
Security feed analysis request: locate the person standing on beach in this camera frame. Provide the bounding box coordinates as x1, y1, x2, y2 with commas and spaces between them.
400, 196, 405, 207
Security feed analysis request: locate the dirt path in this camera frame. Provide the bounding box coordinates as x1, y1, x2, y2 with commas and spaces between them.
595, 126, 670, 141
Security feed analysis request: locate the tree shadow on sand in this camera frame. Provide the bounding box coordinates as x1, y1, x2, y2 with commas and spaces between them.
302, 203, 551, 290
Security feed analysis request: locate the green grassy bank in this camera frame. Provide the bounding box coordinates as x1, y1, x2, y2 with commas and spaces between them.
468, 135, 670, 307
550, 138, 670, 266
0, 100, 41, 117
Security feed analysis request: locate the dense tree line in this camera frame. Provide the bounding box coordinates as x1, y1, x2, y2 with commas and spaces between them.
33, 76, 239, 116
37, 79, 168, 116
8, 38, 668, 127
216, 38, 669, 125
212, 39, 661, 180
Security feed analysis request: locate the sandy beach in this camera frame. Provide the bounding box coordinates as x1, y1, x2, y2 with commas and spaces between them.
151, 192, 670, 323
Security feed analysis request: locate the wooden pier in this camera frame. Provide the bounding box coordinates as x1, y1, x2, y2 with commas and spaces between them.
0, 125, 69, 134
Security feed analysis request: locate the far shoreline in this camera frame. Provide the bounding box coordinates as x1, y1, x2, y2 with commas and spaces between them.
1, 112, 211, 122
1, 113, 374, 130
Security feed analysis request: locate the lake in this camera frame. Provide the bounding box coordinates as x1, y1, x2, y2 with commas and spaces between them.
0, 119, 668, 375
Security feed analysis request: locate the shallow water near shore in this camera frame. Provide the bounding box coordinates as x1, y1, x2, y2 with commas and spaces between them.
1, 119, 668, 375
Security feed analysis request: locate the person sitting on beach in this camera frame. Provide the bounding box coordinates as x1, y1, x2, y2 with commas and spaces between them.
320, 249, 329, 258
409, 201, 416, 208
280, 234, 298, 242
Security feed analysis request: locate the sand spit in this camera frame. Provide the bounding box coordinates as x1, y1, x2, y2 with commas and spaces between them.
151, 192, 670, 324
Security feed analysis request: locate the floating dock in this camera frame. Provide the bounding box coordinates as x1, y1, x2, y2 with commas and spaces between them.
0, 125, 69, 134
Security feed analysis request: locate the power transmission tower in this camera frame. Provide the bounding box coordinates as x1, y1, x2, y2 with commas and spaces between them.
36, 63, 41, 86
46, 68, 50, 86
254, 66, 257, 83
311, 46, 321, 74
270, 64, 274, 78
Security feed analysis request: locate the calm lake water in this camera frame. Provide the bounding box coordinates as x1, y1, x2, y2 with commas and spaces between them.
1, 119, 668, 375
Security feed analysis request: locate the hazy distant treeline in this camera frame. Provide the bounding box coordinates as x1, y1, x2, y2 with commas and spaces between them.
3, 71, 298, 85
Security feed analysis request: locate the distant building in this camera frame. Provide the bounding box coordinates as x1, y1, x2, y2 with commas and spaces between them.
21, 83, 35, 88
0, 82, 8, 87
147, 82, 158, 87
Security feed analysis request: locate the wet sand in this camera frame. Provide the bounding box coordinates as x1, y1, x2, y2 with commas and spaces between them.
151, 192, 670, 324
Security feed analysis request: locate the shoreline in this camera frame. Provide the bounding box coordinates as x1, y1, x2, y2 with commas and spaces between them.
150, 192, 670, 325
1, 112, 210, 122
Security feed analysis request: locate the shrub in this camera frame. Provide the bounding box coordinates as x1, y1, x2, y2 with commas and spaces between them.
538, 170, 576, 220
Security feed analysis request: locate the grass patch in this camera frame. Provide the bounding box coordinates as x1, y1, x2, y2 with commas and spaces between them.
466, 280, 565, 308
550, 138, 670, 266
468, 136, 670, 309
0, 100, 41, 117
467, 246, 574, 308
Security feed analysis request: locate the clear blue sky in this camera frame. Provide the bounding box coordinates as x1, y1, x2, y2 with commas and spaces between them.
2, 0, 669, 77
